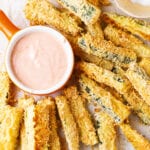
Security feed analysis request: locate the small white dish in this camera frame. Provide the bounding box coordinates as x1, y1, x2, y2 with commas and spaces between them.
0, 10, 74, 95
5, 26, 74, 95
114, 0, 150, 18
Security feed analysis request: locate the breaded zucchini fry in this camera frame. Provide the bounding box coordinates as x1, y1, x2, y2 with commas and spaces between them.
76, 61, 131, 94
64, 86, 98, 145
22, 99, 50, 150
78, 74, 130, 124
78, 33, 137, 68
47, 99, 61, 150
103, 13, 150, 41
56, 0, 101, 25
0, 105, 23, 150
124, 89, 150, 125
87, 21, 104, 39
65, 34, 113, 70
120, 123, 150, 150
94, 111, 117, 150
104, 25, 150, 58
126, 63, 150, 106
55, 95, 79, 150
0, 72, 12, 105
24, 0, 82, 36
139, 58, 150, 76
19, 97, 35, 150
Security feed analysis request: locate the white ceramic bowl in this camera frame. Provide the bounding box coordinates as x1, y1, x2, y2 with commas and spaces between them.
114, 0, 150, 18
5, 26, 74, 95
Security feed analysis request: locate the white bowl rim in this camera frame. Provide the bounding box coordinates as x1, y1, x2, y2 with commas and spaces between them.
5, 25, 74, 95
114, 0, 150, 18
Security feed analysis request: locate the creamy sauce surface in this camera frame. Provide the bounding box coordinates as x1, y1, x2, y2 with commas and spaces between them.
11, 32, 68, 90
131, 0, 150, 6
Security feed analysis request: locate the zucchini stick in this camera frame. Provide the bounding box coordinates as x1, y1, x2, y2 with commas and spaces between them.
48, 99, 61, 150
94, 111, 117, 150
78, 33, 137, 68
24, 0, 82, 36
55, 95, 79, 150
104, 25, 150, 58
78, 74, 130, 124
0, 105, 23, 150
22, 99, 51, 150
76, 61, 131, 94
64, 86, 98, 145
56, 0, 101, 25
124, 89, 150, 125
103, 12, 150, 41
0, 72, 12, 105
120, 123, 150, 150
139, 58, 150, 76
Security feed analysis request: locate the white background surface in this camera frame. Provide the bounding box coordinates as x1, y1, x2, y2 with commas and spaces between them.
0, 0, 150, 150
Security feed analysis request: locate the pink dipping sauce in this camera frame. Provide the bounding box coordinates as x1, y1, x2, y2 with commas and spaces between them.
11, 32, 68, 90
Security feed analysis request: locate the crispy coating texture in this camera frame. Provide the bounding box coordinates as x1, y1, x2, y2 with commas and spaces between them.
55, 95, 79, 150
120, 123, 150, 150
124, 89, 150, 125
78, 74, 130, 124
78, 33, 137, 68
19, 97, 35, 150
88, 0, 100, 6
56, 0, 101, 25
65, 34, 114, 70
0, 105, 23, 150
110, 66, 150, 125
64, 86, 98, 145
76, 61, 131, 94
94, 111, 117, 150
48, 99, 61, 150
104, 25, 150, 58
103, 13, 150, 41
126, 63, 150, 106
87, 21, 104, 39
139, 58, 150, 76
24, 0, 82, 36
99, 0, 110, 5
0, 72, 12, 105
22, 99, 50, 150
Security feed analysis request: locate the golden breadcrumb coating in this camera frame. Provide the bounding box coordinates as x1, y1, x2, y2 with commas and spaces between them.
19, 97, 35, 150
88, 0, 100, 6
0, 72, 12, 105
126, 63, 150, 106
55, 95, 79, 150
0, 105, 23, 150
120, 123, 150, 150
124, 89, 150, 125
103, 12, 150, 41
22, 99, 50, 150
78, 74, 130, 124
24, 0, 82, 36
64, 86, 98, 145
99, 0, 110, 5
139, 58, 150, 76
94, 111, 117, 150
104, 25, 150, 58
41, 98, 61, 150
87, 21, 104, 39
76, 61, 131, 94
56, 0, 101, 25
78, 33, 137, 68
